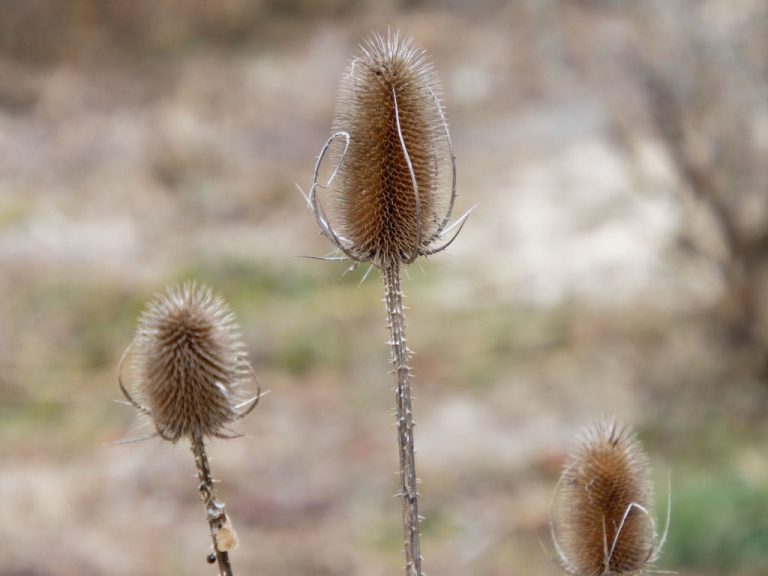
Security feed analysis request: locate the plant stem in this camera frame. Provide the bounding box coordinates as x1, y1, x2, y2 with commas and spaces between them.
191, 433, 234, 576
383, 258, 422, 576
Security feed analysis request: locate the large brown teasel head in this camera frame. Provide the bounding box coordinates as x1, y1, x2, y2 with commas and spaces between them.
306, 30, 469, 268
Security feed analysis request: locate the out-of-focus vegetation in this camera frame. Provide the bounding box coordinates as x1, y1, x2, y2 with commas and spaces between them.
665, 470, 768, 574
1, 1, 766, 575
0, 0, 359, 63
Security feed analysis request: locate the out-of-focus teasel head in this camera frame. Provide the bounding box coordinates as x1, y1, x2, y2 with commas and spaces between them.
118, 282, 260, 443
550, 420, 670, 576
304, 30, 471, 269
116, 283, 261, 575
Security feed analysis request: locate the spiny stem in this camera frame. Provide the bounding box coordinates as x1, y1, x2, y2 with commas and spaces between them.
383, 258, 422, 576
191, 433, 234, 576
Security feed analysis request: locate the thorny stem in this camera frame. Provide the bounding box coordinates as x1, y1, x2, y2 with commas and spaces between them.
383, 258, 423, 576
191, 433, 234, 576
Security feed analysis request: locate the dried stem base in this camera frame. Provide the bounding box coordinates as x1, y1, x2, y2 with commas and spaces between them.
383, 259, 423, 576
191, 434, 235, 576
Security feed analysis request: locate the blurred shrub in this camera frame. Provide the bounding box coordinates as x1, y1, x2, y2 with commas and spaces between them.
635, 2, 768, 376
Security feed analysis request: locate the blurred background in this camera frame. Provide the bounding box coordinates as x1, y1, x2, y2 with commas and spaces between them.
1, 0, 767, 574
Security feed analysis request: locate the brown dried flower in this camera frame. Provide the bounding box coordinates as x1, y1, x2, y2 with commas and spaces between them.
120, 283, 257, 442
302, 31, 471, 576
117, 283, 259, 576
306, 30, 468, 268
550, 420, 669, 575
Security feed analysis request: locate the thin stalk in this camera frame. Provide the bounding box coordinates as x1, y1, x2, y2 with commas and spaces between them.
191, 433, 234, 576
383, 258, 422, 576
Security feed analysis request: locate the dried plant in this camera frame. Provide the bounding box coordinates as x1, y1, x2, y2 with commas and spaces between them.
550, 420, 669, 575
303, 30, 470, 576
117, 283, 261, 576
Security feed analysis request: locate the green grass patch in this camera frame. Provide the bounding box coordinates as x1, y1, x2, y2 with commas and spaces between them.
662, 470, 768, 574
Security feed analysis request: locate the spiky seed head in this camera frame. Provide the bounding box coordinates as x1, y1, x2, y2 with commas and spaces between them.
329, 31, 453, 264
131, 283, 250, 442
552, 421, 658, 575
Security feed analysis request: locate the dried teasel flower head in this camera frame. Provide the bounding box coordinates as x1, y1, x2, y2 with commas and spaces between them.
550, 420, 669, 575
306, 30, 471, 268
119, 283, 259, 443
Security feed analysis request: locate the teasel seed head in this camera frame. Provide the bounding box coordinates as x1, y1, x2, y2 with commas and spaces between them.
550, 420, 668, 575
307, 30, 467, 267
126, 283, 254, 443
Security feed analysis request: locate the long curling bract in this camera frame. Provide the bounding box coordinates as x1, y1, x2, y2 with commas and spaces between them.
331, 32, 451, 264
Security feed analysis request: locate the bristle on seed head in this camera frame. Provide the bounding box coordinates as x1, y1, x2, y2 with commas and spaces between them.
551, 420, 663, 575
130, 283, 251, 442
311, 30, 456, 267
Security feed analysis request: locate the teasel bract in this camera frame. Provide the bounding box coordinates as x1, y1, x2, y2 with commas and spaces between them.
304, 31, 470, 576
118, 283, 261, 576
550, 420, 670, 575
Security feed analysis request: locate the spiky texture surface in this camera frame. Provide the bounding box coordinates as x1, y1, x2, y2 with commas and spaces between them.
132, 283, 249, 442
554, 421, 656, 575
331, 31, 451, 264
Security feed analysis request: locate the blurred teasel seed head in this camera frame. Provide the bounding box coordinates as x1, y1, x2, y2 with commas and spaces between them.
125, 283, 255, 443
550, 420, 668, 575
307, 30, 467, 267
